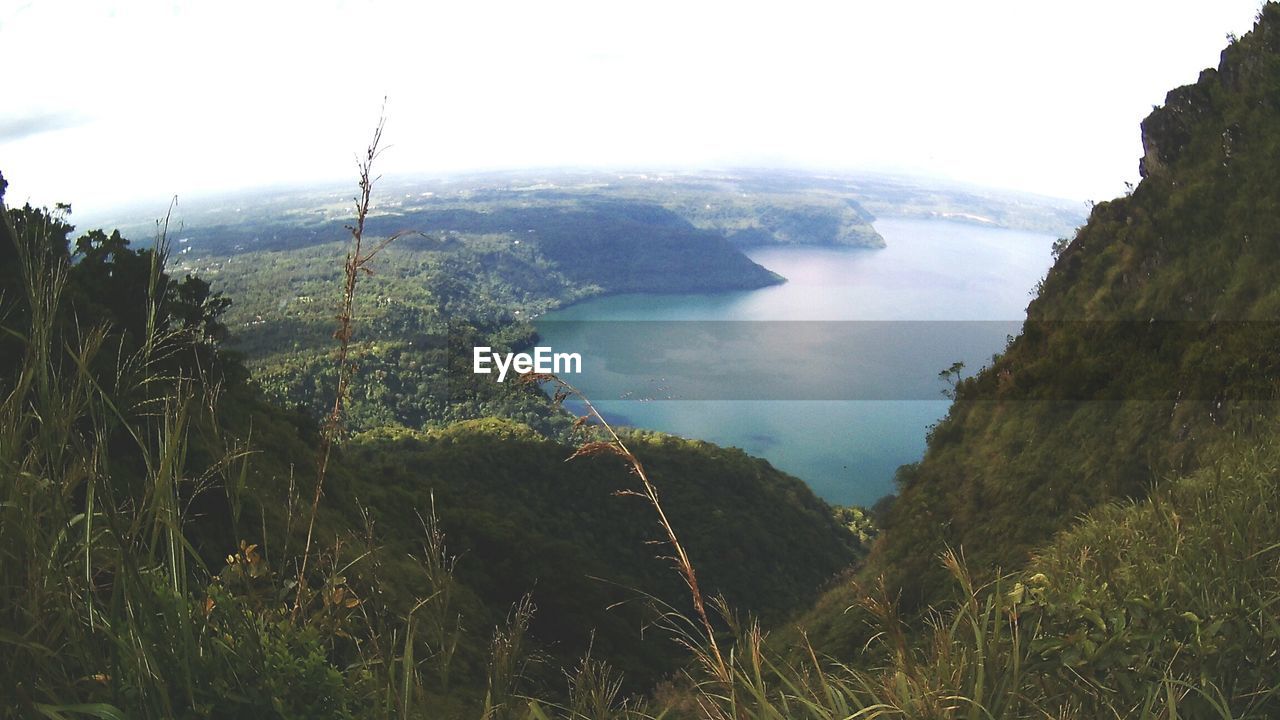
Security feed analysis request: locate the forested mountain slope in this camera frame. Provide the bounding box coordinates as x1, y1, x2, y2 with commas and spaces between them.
0, 171, 861, 715
872, 2, 1280, 609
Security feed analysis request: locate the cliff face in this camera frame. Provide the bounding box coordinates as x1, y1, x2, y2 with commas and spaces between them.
1138, 77, 1216, 179
874, 3, 1280, 609
1142, 14, 1280, 179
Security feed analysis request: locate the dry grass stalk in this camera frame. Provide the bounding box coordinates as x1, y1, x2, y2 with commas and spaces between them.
523, 372, 733, 688
294, 109, 404, 620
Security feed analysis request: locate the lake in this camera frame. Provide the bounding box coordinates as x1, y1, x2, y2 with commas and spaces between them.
536, 217, 1059, 505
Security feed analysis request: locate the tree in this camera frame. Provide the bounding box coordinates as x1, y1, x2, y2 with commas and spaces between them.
939, 360, 965, 400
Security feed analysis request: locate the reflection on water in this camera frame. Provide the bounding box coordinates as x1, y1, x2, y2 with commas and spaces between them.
538, 218, 1059, 505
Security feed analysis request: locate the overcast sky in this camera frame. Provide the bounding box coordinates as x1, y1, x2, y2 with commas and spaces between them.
0, 0, 1265, 216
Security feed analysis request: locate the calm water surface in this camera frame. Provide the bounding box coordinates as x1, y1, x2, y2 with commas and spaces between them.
537, 218, 1058, 505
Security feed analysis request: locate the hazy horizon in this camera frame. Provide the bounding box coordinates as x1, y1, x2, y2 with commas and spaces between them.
68, 164, 1085, 225
1, 0, 1265, 216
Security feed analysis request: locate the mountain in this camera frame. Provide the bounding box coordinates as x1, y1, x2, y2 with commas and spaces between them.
743, 11, 1280, 717
8, 6, 1280, 714
839, 0, 1280, 622
336, 419, 858, 686
369, 200, 789, 293
215, 398, 861, 697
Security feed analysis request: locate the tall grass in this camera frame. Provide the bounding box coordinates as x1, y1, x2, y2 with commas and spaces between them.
526, 376, 733, 687
517, 377, 1280, 719
295, 111, 395, 620
633, 437, 1280, 720
0, 198, 228, 717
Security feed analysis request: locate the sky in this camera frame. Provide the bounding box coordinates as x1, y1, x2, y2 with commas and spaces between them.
0, 0, 1266, 217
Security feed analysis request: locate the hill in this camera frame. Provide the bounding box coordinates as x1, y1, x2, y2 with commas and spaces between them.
803, 0, 1280, 650
0, 168, 861, 716
7, 4, 1278, 713
336, 419, 858, 686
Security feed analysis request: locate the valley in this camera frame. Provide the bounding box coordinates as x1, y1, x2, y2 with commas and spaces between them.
6, 5, 1280, 715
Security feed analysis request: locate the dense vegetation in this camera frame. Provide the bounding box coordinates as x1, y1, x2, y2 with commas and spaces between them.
0, 166, 859, 715
338, 420, 856, 686
783, 0, 1280, 696
165, 194, 793, 435
863, 2, 1280, 616
8, 6, 1280, 717
685, 427, 1280, 718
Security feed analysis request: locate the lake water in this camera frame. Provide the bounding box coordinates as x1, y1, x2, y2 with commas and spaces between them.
537, 218, 1059, 505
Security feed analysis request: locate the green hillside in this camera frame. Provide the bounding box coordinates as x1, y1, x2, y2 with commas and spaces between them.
337, 420, 856, 685
727, 9, 1280, 717
7, 5, 1280, 717
742, 423, 1280, 719
0, 168, 858, 716
873, 1, 1280, 611
158, 193, 790, 437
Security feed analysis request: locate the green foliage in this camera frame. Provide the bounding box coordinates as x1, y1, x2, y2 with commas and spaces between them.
874, 2, 1280, 612
831, 505, 877, 547
1010, 439, 1280, 714
0, 188, 242, 391
194, 198, 787, 437
332, 420, 858, 688
0, 170, 864, 715
661, 433, 1280, 718
0, 188, 347, 717
10, 7, 1280, 714
259, 622, 353, 720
